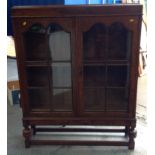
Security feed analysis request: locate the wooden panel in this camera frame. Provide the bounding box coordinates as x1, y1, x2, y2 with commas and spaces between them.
12, 5, 143, 17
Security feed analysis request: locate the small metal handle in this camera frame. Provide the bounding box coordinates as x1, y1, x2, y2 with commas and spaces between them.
129, 19, 134, 23
22, 21, 27, 26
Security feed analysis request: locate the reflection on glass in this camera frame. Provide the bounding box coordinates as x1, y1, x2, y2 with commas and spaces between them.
23, 23, 71, 61
84, 88, 105, 111
26, 67, 49, 87
28, 88, 50, 110
107, 65, 129, 87
52, 89, 72, 111
48, 24, 71, 61
108, 22, 130, 60
84, 65, 106, 87
29, 24, 46, 33
51, 63, 71, 87
106, 88, 128, 111
23, 24, 48, 61
83, 23, 106, 61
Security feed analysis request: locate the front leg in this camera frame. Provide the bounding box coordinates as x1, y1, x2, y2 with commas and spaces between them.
23, 124, 32, 148
128, 124, 137, 150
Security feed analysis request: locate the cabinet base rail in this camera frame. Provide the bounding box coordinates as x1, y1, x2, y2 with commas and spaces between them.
23, 126, 137, 150
35, 127, 126, 133
31, 140, 129, 146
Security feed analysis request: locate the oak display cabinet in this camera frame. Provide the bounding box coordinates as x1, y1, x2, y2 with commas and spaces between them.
12, 4, 142, 149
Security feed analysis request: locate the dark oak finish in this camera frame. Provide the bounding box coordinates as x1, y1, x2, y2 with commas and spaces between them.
31, 140, 129, 146
12, 4, 142, 149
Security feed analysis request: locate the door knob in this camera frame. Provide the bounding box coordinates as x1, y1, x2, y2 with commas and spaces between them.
22, 21, 27, 26
129, 19, 134, 23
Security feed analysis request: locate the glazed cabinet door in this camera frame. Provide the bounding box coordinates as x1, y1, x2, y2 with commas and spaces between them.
13, 18, 76, 116
77, 16, 140, 117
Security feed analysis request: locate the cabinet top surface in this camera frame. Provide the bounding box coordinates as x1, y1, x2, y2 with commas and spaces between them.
12, 4, 142, 17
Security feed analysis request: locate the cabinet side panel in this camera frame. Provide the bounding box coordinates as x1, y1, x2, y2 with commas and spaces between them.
12, 18, 30, 116
128, 15, 142, 118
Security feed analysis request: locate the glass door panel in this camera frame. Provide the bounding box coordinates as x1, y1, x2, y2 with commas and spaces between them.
23, 24, 51, 111
48, 26, 71, 61
106, 88, 129, 111
81, 20, 132, 114
108, 22, 131, 60
51, 63, 71, 87
83, 23, 106, 61
107, 65, 129, 87
82, 23, 106, 112
26, 66, 50, 110
28, 88, 50, 110
23, 21, 74, 113
23, 24, 48, 61
84, 88, 105, 111
50, 62, 72, 111
26, 66, 49, 87
48, 23, 73, 112
52, 89, 72, 111
83, 65, 106, 87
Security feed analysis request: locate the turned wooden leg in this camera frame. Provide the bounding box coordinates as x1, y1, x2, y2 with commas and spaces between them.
128, 125, 137, 150
23, 125, 32, 148
31, 125, 36, 135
